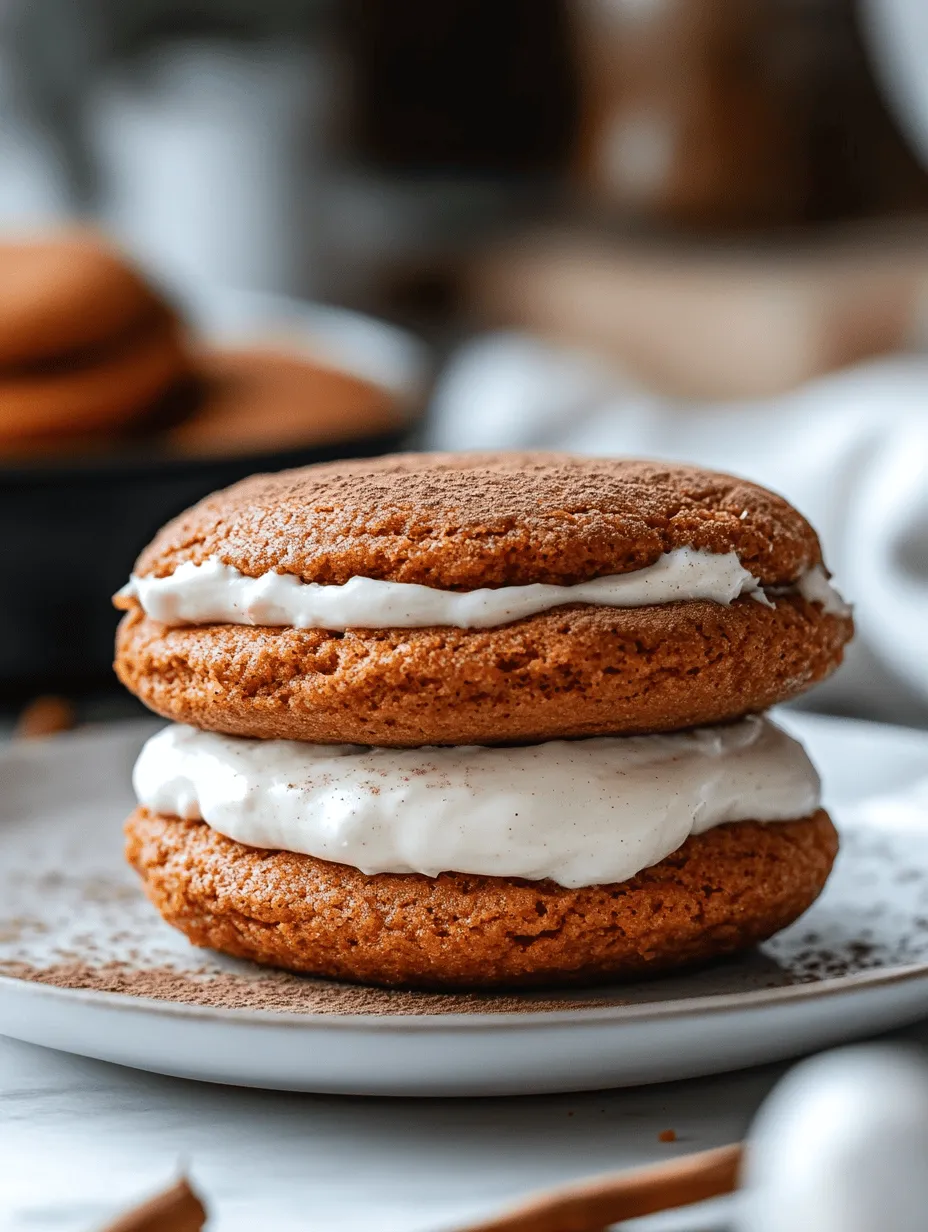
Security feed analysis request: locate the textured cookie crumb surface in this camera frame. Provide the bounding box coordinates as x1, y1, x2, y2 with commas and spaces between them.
125, 808, 838, 990
116, 594, 851, 745
130, 453, 824, 588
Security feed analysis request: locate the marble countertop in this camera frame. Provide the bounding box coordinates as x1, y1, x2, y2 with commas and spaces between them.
3, 1018, 928, 1232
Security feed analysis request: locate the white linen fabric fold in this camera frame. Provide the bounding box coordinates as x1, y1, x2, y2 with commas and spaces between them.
428, 335, 928, 725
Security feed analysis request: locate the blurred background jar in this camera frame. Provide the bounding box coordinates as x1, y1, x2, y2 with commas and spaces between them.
567, 0, 928, 231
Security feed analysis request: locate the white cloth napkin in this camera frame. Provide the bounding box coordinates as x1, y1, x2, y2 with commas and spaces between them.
428, 334, 928, 726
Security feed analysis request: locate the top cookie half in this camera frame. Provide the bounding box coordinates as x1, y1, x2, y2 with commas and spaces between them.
115, 453, 853, 745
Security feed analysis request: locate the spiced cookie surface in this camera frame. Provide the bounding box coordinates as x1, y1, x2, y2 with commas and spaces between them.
116, 595, 849, 745
130, 452, 822, 586
126, 808, 838, 990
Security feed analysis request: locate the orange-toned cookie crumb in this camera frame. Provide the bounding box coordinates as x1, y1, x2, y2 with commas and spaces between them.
125, 809, 838, 990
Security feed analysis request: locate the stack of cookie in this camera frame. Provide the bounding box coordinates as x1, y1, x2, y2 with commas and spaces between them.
0, 231, 402, 462
116, 453, 853, 989
0, 233, 192, 452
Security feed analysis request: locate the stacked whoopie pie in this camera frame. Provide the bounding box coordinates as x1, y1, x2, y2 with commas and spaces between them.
115, 453, 853, 989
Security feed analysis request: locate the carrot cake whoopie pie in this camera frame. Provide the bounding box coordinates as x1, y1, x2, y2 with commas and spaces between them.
115, 453, 852, 989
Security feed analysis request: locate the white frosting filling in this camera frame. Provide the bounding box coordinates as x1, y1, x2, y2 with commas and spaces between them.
133, 716, 821, 888
794, 566, 851, 616
119, 548, 848, 630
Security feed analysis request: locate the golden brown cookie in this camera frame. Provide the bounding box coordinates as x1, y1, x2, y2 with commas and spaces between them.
168, 347, 400, 457
114, 454, 853, 745
1, 312, 190, 440
0, 230, 195, 443
125, 808, 838, 989
129, 453, 823, 587
0, 231, 171, 367
116, 594, 850, 745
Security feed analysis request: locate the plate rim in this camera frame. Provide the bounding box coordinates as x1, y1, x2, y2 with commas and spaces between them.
4, 959, 928, 1034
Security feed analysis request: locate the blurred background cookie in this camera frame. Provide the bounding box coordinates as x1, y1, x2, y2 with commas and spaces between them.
1, 310, 190, 442
0, 230, 172, 366
168, 347, 401, 457
0, 231, 192, 445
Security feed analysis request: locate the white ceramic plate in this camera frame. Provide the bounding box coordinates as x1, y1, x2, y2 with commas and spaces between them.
1, 712, 928, 1096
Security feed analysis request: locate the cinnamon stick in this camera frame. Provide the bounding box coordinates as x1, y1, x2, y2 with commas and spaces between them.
454, 1142, 742, 1232
100, 1177, 206, 1232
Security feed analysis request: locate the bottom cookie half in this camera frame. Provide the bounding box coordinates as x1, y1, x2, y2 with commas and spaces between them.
125, 808, 838, 990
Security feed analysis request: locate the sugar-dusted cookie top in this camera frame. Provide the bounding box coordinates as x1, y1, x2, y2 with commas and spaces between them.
133, 452, 823, 589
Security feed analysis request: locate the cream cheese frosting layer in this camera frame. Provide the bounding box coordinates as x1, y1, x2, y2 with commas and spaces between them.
132, 716, 821, 888
119, 548, 848, 630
